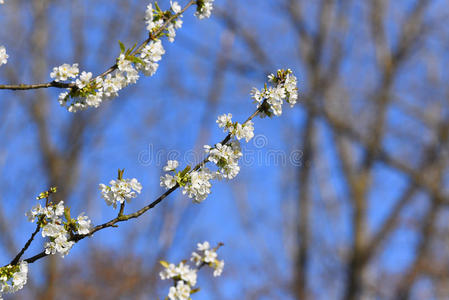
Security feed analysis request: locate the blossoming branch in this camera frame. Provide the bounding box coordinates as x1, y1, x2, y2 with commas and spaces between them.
0, 0, 214, 113
160, 241, 224, 300
0, 68, 297, 299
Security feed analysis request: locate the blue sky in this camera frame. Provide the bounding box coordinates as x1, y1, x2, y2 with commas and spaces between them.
1, 0, 448, 299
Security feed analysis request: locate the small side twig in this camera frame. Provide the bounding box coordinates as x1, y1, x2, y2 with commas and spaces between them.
10, 222, 41, 265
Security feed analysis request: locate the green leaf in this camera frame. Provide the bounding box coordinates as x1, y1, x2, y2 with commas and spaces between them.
118, 169, 125, 180
64, 207, 71, 222
118, 41, 126, 54
128, 42, 137, 54
159, 260, 169, 268
180, 166, 191, 177
190, 288, 201, 294
154, 2, 163, 14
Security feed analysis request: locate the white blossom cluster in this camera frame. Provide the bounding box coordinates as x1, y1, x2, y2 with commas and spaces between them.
161, 137, 244, 201
251, 69, 299, 117
52, 1, 192, 113
0, 0, 4, 4
182, 168, 215, 203
50, 63, 79, 82
205, 141, 242, 179
194, 0, 214, 19
160, 160, 180, 189
216, 113, 255, 142
146, 1, 184, 42
55, 40, 163, 113
190, 241, 224, 277
159, 116, 252, 201
167, 281, 191, 300
26, 201, 92, 257
160, 160, 216, 203
160, 69, 297, 204
160, 241, 223, 300
99, 177, 142, 209
137, 39, 165, 76
0, 46, 8, 67
0, 261, 28, 300
160, 262, 197, 286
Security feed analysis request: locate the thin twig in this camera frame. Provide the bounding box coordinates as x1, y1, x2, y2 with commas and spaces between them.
10, 223, 41, 265
0, 82, 74, 91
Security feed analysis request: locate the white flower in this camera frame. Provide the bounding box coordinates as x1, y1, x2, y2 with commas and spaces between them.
204, 249, 217, 263
190, 241, 224, 276
251, 87, 264, 103
160, 261, 197, 287
145, 3, 156, 32
197, 241, 210, 251
234, 121, 254, 142
85, 92, 103, 108
176, 262, 197, 286
58, 91, 69, 106
190, 251, 202, 266
145, 1, 183, 41
171, 1, 181, 14
0, 261, 28, 299
76, 213, 92, 235
167, 24, 176, 42
216, 113, 232, 130
168, 280, 191, 300
99, 177, 142, 209
164, 160, 179, 172
159, 263, 177, 280
138, 40, 165, 76
117, 54, 140, 85
138, 61, 159, 77
11, 261, 28, 291
182, 168, 214, 203
102, 73, 121, 98
50, 63, 79, 82
216, 114, 254, 142
213, 260, 224, 277
142, 40, 165, 62
269, 85, 286, 101
206, 141, 242, 179
25, 203, 45, 222
42, 222, 65, 238
160, 174, 177, 189
44, 234, 74, 257
129, 178, 142, 193
26, 201, 65, 223
75, 71, 92, 89
0, 46, 8, 66
125, 67, 139, 84
195, 0, 214, 19
174, 18, 183, 29
285, 73, 298, 107
42, 219, 74, 257
53, 201, 65, 217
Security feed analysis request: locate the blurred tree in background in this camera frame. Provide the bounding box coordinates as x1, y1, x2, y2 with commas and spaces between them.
1, 0, 449, 299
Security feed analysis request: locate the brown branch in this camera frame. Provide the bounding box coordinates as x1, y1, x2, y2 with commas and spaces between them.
0, 81, 74, 90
